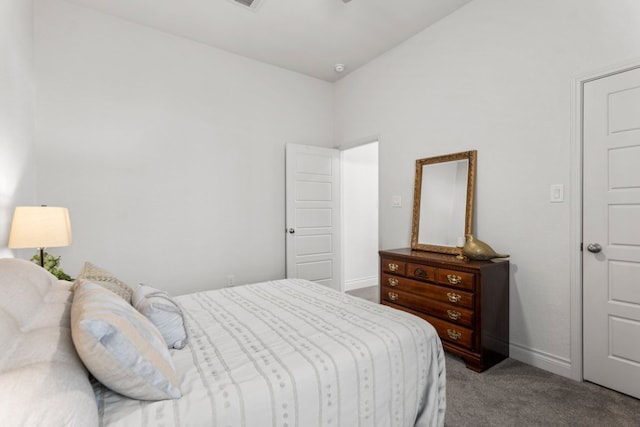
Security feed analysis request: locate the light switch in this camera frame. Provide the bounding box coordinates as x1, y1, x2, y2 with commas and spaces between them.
392, 195, 402, 207
550, 184, 564, 203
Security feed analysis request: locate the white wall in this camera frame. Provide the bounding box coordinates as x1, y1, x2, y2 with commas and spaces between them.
33, 0, 334, 294
0, 0, 36, 258
342, 142, 378, 291
334, 0, 640, 378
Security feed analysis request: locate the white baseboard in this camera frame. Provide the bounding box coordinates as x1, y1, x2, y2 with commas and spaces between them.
509, 342, 574, 379
344, 276, 378, 291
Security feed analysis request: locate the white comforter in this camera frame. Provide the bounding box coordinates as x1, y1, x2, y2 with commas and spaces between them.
96, 279, 446, 427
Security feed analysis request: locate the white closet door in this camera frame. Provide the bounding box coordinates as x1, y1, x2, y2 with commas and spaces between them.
583, 66, 640, 399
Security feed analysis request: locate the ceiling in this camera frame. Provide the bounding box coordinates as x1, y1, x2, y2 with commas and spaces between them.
65, 0, 472, 82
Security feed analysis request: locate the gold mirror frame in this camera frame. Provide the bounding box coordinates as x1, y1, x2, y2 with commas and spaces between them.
410, 150, 477, 254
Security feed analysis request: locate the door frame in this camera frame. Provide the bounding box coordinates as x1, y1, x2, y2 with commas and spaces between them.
571, 59, 640, 382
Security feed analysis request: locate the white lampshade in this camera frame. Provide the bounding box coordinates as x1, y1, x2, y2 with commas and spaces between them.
8, 206, 72, 249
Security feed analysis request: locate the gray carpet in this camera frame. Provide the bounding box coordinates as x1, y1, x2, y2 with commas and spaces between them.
445, 353, 640, 426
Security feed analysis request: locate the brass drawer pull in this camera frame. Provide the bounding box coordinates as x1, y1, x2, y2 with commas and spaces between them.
388, 292, 399, 301
388, 263, 399, 272
447, 310, 462, 321
446, 292, 462, 303
414, 268, 429, 279
388, 277, 399, 287
447, 274, 462, 285
447, 329, 462, 340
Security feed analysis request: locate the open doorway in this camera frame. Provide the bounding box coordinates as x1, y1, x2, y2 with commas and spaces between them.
341, 141, 379, 297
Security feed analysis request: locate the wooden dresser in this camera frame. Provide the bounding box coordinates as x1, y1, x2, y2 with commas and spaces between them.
379, 248, 509, 372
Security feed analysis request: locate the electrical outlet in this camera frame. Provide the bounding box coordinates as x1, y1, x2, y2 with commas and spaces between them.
227, 274, 235, 286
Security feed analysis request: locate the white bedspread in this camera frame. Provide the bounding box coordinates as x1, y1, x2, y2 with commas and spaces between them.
96, 279, 446, 427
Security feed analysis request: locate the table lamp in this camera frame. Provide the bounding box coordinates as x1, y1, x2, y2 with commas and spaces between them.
8, 206, 72, 267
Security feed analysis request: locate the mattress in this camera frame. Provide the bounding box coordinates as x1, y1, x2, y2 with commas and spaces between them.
95, 278, 446, 426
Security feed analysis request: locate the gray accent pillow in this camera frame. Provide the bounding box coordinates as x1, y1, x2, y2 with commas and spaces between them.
71, 279, 182, 400
132, 284, 188, 350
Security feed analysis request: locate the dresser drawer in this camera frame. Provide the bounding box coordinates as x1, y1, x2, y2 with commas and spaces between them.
383, 301, 475, 350
381, 288, 474, 328
381, 288, 427, 309
406, 263, 437, 282
380, 273, 474, 309
436, 268, 475, 291
424, 315, 475, 350
383, 280, 473, 309
381, 273, 427, 293
381, 258, 406, 275
426, 301, 474, 328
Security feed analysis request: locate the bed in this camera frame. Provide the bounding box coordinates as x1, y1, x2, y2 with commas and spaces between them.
0, 258, 446, 427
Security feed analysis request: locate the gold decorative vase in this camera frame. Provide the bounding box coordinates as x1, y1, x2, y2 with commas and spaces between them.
462, 234, 509, 261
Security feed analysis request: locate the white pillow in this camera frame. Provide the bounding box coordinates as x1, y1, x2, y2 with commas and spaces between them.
132, 284, 188, 350
0, 258, 98, 426
71, 280, 182, 400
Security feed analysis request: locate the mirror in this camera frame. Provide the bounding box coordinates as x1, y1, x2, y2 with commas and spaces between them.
411, 150, 477, 254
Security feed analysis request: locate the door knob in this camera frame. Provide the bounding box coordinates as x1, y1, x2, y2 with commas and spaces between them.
288, 228, 295, 234
586, 243, 602, 253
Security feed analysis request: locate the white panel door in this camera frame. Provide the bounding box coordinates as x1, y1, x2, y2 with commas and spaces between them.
285, 144, 341, 290
583, 66, 640, 399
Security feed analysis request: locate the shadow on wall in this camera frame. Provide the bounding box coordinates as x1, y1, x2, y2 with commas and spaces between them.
507, 262, 530, 354
0, 151, 34, 258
